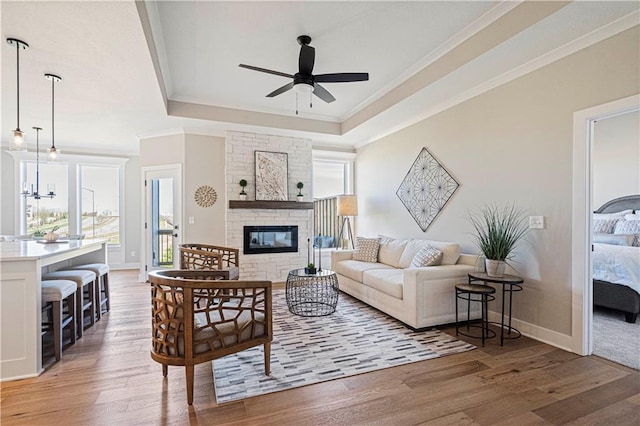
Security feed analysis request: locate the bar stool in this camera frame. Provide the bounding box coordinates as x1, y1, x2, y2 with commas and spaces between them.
43, 270, 96, 338
455, 283, 496, 347
41, 280, 77, 361
62, 263, 110, 320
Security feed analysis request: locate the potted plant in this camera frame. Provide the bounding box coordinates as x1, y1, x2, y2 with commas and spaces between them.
239, 179, 248, 201
469, 203, 529, 277
296, 182, 304, 202
305, 263, 317, 275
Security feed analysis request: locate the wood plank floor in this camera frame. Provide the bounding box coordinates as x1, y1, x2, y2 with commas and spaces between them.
1, 270, 638, 425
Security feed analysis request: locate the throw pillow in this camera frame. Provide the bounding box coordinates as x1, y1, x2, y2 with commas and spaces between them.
593, 233, 634, 246
592, 218, 619, 234
352, 237, 380, 263
410, 245, 443, 267
624, 213, 640, 221
613, 220, 640, 247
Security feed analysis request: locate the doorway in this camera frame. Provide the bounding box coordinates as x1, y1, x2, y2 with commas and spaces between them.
141, 164, 182, 281
571, 94, 640, 356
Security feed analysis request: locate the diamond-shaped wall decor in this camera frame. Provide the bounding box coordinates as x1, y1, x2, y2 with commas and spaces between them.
396, 147, 460, 232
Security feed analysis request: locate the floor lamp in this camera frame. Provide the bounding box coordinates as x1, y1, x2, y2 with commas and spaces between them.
337, 195, 358, 249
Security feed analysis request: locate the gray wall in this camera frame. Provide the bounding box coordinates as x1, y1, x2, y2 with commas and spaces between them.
593, 110, 640, 209
355, 27, 640, 336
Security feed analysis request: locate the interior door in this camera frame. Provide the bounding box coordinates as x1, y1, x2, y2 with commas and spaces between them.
142, 165, 182, 278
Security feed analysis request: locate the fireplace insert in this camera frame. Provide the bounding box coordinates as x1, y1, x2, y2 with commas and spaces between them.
243, 225, 298, 254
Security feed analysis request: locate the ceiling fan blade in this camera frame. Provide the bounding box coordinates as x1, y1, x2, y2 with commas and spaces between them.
312, 83, 336, 103
298, 45, 315, 75
266, 82, 295, 98
239, 64, 293, 79
315, 73, 369, 83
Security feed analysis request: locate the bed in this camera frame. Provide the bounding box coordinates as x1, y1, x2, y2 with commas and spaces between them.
592, 194, 640, 323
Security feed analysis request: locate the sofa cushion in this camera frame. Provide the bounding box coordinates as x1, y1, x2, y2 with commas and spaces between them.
334, 259, 394, 283
377, 235, 408, 268
399, 239, 461, 267
353, 237, 380, 262
410, 245, 443, 267
362, 269, 404, 299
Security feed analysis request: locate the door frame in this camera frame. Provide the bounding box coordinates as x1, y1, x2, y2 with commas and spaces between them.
139, 163, 183, 282
571, 94, 639, 355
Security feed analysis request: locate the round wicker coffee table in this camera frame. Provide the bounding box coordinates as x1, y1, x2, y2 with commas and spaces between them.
286, 269, 339, 316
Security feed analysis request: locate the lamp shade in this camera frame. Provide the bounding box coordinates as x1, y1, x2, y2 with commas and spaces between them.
337, 195, 358, 216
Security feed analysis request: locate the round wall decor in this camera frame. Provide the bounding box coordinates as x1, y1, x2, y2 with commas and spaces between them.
194, 185, 217, 207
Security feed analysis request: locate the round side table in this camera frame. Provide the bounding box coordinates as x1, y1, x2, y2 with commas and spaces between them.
468, 272, 524, 346
455, 283, 496, 347
286, 269, 339, 316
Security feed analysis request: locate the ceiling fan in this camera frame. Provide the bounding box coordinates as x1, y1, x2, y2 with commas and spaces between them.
239, 35, 369, 108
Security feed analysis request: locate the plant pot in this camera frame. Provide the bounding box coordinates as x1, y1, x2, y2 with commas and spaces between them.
297, 195, 304, 202
485, 259, 506, 277
304, 267, 317, 275
239, 193, 247, 201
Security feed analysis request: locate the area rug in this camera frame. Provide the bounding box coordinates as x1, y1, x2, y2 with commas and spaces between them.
212, 290, 475, 403
593, 307, 640, 370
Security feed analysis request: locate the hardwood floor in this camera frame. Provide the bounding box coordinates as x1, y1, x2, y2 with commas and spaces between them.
1, 270, 638, 425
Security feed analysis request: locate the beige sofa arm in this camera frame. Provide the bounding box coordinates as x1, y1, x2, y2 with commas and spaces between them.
403, 264, 475, 282
331, 250, 354, 263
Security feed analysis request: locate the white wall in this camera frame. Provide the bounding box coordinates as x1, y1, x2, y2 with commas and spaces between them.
355, 27, 639, 337
139, 132, 226, 246
593, 110, 640, 208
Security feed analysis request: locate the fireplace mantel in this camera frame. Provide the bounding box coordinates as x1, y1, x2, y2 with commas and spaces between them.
228, 200, 314, 210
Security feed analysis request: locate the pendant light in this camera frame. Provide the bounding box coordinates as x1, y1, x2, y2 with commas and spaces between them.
7, 38, 29, 151
45, 73, 62, 160
21, 127, 55, 199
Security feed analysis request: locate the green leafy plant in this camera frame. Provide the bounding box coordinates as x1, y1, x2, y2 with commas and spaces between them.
239, 179, 247, 195
307, 262, 315, 268
297, 182, 304, 196
33, 230, 45, 237
469, 203, 529, 261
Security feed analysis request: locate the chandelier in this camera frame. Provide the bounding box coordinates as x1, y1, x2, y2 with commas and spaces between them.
22, 127, 55, 199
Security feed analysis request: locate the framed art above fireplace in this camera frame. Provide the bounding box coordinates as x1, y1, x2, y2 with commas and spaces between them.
255, 151, 288, 201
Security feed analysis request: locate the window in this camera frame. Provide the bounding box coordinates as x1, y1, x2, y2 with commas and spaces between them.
80, 165, 120, 244
24, 162, 69, 235
13, 151, 127, 246
312, 153, 355, 248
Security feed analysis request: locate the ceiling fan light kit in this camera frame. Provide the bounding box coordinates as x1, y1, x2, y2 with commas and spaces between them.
239, 35, 369, 115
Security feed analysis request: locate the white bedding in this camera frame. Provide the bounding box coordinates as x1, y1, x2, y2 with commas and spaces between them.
592, 243, 640, 294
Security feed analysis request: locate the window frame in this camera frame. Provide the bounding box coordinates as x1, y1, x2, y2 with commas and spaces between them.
9, 151, 128, 247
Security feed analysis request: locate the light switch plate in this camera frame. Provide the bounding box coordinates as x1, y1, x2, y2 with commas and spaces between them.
529, 216, 545, 229
189, 216, 195, 224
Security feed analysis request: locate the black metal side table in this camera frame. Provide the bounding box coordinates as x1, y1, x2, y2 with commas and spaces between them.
286, 269, 339, 316
468, 272, 524, 346
455, 283, 496, 347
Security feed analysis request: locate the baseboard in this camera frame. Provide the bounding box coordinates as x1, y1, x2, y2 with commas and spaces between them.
487, 311, 575, 353
109, 263, 140, 271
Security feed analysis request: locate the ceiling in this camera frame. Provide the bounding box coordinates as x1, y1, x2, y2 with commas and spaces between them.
1, 1, 638, 156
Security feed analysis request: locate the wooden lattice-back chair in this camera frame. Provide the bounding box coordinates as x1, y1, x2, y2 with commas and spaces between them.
149, 269, 272, 405
179, 243, 240, 280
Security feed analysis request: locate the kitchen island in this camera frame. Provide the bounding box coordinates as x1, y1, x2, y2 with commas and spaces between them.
0, 238, 107, 381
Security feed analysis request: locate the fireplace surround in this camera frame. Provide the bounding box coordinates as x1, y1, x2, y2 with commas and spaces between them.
244, 225, 298, 254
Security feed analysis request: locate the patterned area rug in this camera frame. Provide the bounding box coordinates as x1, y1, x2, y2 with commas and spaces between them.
212, 290, 475, 403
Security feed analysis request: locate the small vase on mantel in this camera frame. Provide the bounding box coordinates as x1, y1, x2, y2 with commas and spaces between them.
485, 259, 506, 277
297, 194, 304, 202
239, 193, 247, 201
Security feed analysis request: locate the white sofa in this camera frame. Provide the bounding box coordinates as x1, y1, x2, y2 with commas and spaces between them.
331, 236, 478, 329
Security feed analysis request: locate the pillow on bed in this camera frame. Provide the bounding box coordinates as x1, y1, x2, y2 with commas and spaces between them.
592, 218, 620, 234
613, 220, 640, 247
593, 233, 634, 246
593, 210, 633, 219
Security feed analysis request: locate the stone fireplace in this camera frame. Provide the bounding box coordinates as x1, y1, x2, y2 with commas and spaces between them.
225, 131, 313, 281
